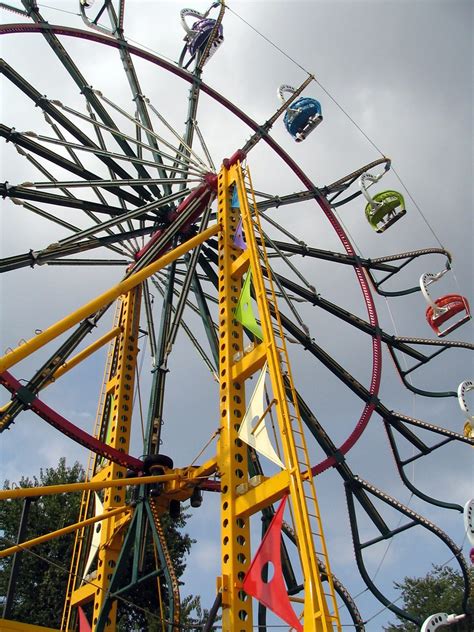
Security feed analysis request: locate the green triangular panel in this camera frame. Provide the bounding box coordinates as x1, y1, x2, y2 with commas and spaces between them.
234, 272, 263, 340
105, 396, 114, 444
98, 394, 114, 467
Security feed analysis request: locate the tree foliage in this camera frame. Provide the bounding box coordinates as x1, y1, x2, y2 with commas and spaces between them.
1, 459, 206, 630
0, 458, 85, 628
384, 565, 472, 631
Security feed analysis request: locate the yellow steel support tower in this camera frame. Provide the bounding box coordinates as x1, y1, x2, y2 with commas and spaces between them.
216, 165, 253, 631
61, 301, 122, 630
62, 287, 142, 631
217, 159, 341, 631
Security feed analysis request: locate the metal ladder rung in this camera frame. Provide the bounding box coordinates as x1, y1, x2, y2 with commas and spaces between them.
290, 422, 302, 431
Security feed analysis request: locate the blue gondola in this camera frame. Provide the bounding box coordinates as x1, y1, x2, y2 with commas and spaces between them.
279, 85, 323, 142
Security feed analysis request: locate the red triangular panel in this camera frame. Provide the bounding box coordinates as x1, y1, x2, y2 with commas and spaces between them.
243, 495, 302, 630
78, 606, 92, 632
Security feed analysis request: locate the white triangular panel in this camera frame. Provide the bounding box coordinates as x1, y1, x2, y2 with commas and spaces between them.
82, 492, 104, 581
464, 498, 474, 546
238, 364, 285, 469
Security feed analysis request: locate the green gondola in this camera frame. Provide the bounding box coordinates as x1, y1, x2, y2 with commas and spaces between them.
364, 189, 406, 233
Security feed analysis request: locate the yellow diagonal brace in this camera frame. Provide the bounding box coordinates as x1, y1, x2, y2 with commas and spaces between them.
0, 505, 130, 559
0, 619, 59, 632
0, 224, 219, 373
0, 473, 178, 500
48, 326, 122, 384
0, 327, 122, 422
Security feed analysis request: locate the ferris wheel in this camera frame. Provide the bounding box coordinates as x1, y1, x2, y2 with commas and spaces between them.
0, 2, 472, 631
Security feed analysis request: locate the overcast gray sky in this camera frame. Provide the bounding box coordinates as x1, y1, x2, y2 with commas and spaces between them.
0, 1, 473, 630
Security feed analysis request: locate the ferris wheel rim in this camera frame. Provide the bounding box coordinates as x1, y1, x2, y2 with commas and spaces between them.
0, 21, 382, 473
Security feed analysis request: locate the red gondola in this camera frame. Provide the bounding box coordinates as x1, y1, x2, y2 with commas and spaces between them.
420, 271, 471, 337
425, 293, 471, 337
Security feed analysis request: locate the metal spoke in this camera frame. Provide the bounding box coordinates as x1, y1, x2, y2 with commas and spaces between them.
262, 230, 316, 292
259, 207, 310, 245
21, 132, 205, 178
150, 276, 217, 377
166, 204, 215, 355
58, 96, 209, 175
16, 2, 164, 200
86, 105, 140, 254
36, 258, 128, 266
1, 124, 147, 209
53, 189, 189, 247
17, 121, 136, 257
161, 267, 219, 306
192, 120, 217, 172
22, 177, 204, 190
142, 279, 158, 368
145, 99, 211, 172
95, 91, 210, 173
